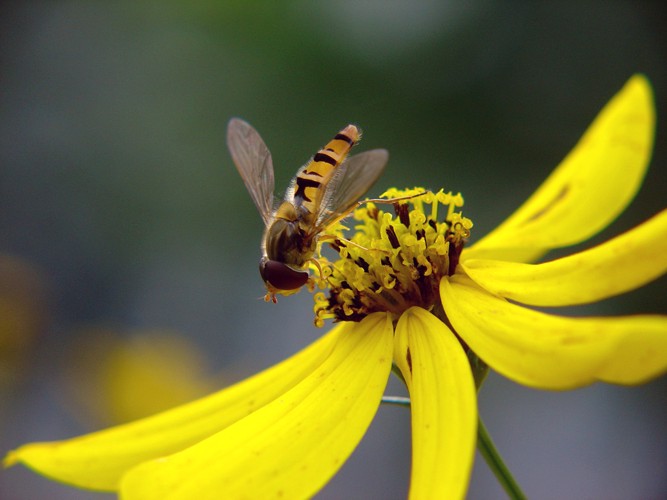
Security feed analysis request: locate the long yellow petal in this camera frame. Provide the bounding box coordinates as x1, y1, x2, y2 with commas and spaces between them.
120, 313, 394, 500
462, 209, 667, 306
393, 307, 477, 500
4, 326, 341, 491
465, 74, 655, 263
441, 276, 667, 389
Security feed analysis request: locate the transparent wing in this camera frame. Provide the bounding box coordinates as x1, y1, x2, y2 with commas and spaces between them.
226, 118, 275, 225
315, 149, 389, 229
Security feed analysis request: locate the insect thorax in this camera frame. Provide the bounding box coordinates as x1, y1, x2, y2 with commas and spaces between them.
264, 215, 317, 268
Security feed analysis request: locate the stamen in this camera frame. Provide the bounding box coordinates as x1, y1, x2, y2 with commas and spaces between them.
395, 202, 411, 227
386, 225, 400, 249
313, 188, 473, 326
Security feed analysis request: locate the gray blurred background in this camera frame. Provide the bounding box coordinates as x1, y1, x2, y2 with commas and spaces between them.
1, 2, 666, 499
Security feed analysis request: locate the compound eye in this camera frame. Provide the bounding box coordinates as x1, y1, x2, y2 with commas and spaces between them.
259, 258, 309, 291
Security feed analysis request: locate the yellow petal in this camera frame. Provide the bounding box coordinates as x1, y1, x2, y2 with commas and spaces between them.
465, 75, 655, 263
462, 209, 667, 306
441, 275, 667, 389
4, 326, 341, 491
120, 313, 394, 500
393, 307, 477, 500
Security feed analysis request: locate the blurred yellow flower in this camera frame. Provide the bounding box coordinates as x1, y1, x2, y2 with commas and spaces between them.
0, 255, 47, 390
4, 75, 666, 499
62, 329, 218, 426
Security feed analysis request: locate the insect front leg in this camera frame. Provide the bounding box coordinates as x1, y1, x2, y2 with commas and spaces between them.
318, 234, 392, 258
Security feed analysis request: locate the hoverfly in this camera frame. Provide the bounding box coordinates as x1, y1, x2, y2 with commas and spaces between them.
227, 118, 389, 302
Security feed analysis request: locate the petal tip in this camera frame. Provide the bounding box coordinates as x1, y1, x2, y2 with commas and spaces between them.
628, 73, 652, 94
624, 74, 655, 120
3, 449, 20, 468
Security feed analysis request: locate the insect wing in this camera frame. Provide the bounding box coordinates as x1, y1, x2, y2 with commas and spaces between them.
315, 149, 389, 229
226, 118, 275, 225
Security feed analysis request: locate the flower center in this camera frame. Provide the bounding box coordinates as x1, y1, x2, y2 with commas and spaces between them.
313, 188, 472, 327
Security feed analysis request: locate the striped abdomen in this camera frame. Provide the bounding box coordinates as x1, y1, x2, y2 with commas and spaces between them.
292, 124, 360, 216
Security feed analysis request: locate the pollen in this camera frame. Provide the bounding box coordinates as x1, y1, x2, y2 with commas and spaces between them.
313, 188, 472, 327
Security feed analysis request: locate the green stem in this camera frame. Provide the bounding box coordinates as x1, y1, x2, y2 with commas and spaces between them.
477, 417, 526, 500
380, 395, 411, 407
381, 396, 526, 499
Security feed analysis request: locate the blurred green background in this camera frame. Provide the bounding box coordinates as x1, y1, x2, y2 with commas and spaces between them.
1, 2, 666, 498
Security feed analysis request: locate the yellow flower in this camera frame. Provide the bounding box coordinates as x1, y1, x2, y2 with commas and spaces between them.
4, 75, 667, 499
62, 328, 219, 426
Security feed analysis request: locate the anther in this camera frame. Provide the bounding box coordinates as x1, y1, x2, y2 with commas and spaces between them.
386, 225, 400, 249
